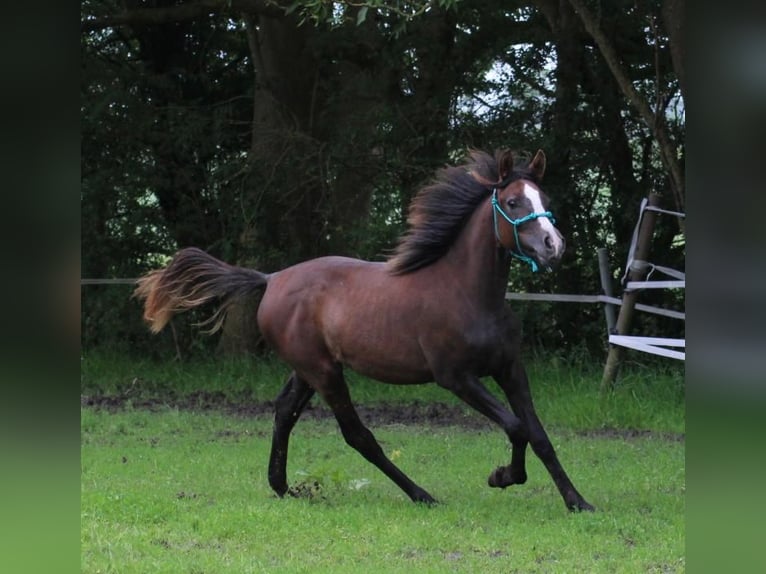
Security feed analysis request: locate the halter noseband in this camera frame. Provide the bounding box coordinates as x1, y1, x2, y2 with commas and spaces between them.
491, 187, 555, 273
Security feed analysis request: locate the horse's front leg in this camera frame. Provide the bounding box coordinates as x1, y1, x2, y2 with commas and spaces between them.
487, 424, 528, 489
432, 371, 529, 487
493, 360, 595, 512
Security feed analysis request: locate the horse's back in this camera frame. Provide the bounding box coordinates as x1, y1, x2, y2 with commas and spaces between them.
258, 255, 377, 327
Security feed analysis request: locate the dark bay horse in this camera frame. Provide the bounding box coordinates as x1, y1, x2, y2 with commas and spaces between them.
135, 149, 594, 512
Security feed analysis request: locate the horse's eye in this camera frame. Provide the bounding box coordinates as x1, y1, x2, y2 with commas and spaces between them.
506, 199, 517, 209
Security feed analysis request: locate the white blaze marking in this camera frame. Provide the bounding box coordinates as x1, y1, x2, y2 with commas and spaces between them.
522, 183, 563, 252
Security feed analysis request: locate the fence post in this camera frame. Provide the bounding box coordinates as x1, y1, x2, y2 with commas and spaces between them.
601, 193, 662, 391
597, 247, 616, 334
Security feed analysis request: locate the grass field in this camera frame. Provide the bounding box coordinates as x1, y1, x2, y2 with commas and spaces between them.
81, 353, 685, 573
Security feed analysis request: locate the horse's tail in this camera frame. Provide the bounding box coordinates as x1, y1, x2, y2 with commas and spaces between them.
133, 247, 269, 334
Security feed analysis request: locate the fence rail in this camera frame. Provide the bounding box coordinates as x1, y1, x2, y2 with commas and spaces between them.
504, 292, 684, 321
81, 278, 138, 285
81, 278, 684, 322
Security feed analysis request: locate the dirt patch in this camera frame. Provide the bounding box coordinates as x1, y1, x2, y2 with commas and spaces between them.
81, 392, 493, 430
575, 427, 684, 443
81, 391, 684, 441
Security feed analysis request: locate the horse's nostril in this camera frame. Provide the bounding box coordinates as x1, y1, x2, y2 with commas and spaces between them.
544, 234, 554, 250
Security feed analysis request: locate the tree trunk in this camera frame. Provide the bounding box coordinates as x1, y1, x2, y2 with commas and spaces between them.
218, 11, 322, 355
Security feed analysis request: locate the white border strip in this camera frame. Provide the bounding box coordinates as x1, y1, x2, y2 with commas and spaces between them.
610, 336, 685, 347
625, 280, 685, 290
609, 335, 686, 361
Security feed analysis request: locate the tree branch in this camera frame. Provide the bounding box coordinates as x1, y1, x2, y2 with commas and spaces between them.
81, 0, 285, 32
661, 0, 685, 103
567, 0, 684, 216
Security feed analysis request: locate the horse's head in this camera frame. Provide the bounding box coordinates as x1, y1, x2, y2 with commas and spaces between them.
491, 150, 565, 272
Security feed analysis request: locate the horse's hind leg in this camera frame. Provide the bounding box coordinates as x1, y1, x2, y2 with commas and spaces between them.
268, 372, 315, 497
307, 364, 436, 504
494, 361, 594, 512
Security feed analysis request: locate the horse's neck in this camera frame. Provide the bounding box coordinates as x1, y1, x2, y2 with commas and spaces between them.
441, 198, 511, 308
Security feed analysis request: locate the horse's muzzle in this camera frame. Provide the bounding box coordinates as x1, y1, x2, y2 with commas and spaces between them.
528, 230, 565, 271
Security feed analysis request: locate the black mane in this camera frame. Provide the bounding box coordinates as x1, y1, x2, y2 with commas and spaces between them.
386, 149, 535, 275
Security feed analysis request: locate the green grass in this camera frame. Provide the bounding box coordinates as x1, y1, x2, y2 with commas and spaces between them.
81, 408, 684, 573
81, 353, 684, 572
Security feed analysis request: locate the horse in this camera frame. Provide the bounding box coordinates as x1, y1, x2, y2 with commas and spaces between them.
134, 148, 594, 512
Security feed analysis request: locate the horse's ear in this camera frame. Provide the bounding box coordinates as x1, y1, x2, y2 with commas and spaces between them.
497, 149, 515, 181
529, 149, 546, 181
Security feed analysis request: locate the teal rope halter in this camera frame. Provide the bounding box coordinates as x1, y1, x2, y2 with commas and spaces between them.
491, 188, 555, 273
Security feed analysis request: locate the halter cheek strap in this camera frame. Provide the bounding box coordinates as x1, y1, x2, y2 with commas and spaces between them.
491, 188, 555, 273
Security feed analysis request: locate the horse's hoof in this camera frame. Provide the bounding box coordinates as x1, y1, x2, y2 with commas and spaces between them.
488, 465, 527, 488
488, 468, 503, 488
568, 499, 596, 512
411, 489, 438, 505
271, 486, 288, 498
269, 472, 289, 498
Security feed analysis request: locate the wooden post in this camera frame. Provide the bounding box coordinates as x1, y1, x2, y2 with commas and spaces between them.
597, 247, 616, 334
601, 193, 662, 391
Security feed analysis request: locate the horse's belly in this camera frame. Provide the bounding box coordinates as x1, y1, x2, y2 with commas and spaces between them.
330, 333, 433, 385
349, 359, 433, 385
